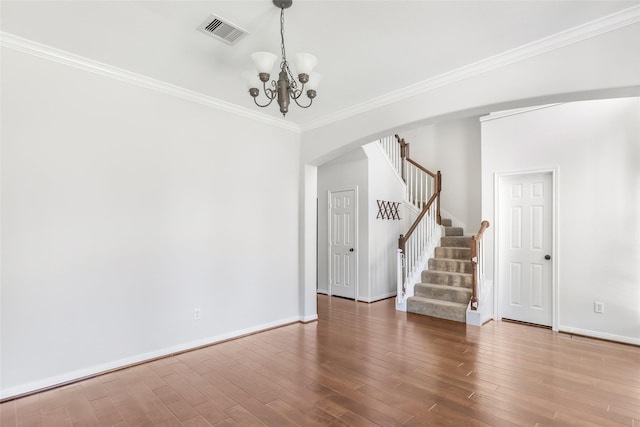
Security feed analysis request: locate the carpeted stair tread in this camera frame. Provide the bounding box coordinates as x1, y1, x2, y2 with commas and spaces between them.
407, 296, 467, 322
441, 236, 473, 248
440, 218, 452, 227
428, 258, 472, 274
414, 283, 472, 304
444, 227, 464, 236
422, 270, 473, 287
435, 247, 470, 260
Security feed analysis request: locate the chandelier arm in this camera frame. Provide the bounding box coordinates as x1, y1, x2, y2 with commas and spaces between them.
292, 95, 313, 109
263, 80, 277, 100
287, 80, 307, 100
250, 79, 278, 108
253, 97, 275, 108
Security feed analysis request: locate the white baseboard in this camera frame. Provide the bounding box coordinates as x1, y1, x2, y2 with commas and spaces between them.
359, 291, 397, 303
301, 314, 319, 323
0, 315, 306, 400
558, 326, 640, 346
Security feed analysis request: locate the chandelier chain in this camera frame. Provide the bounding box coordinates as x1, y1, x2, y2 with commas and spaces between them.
279, 6, 298, 91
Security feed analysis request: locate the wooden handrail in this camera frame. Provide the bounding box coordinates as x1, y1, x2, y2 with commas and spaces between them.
474, 220, 490, 240
470, 220, 490, 310
406, 158, 437, 178
398, 191, 439, 254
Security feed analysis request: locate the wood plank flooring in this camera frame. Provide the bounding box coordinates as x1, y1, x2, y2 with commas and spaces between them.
2, 294, 639, 426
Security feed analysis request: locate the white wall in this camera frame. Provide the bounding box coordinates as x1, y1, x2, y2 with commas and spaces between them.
401, 117, 482, 230
481, 98, 640, 343
317, 148, 369, 299
1, 48, 301, 397
362, 143, 406, 301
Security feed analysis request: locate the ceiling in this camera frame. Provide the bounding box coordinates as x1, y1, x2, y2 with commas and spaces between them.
2, 0, 639, 127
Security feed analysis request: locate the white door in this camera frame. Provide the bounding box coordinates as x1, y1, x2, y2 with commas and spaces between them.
498, 172, 553, 326
329, 189, 357, 299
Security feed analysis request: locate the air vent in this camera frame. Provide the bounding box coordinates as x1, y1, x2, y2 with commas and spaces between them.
197, 14, 248, 45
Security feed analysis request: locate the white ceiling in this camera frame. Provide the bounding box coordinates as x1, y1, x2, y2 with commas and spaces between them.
2, 0, 638, 126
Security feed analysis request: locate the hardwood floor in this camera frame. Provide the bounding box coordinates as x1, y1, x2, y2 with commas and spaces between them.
2, 294, 639, 426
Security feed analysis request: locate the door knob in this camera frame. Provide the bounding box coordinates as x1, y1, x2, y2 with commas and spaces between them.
349, 248, 354, 252
545, 255, 551, 260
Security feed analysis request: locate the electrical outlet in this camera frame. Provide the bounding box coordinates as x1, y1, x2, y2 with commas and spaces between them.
594, 301, 604, 314
194, 308, 202, 320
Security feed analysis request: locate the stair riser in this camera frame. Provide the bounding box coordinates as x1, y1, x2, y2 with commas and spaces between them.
435, 247, 471, 260
414, 284, 472, 304
422, 271, 472, 287
428, 258, 472, 274
441, 219, 452, 227
444, 227, 464, 236
407, 298, 466, 322
441, 237, 472, 248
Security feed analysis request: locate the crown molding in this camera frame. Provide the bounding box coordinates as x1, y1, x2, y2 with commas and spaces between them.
479, 103, 564, 122
0, 32, 301, 133
301, 4, 640, 131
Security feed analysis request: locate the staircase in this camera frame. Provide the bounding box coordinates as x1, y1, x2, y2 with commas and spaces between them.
407, 218, 472, 322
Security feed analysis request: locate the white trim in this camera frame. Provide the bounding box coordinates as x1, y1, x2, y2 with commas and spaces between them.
479, 104, 564, 123
301, 314, 319, 323
300, 5, 640, 131
358, 291, 398, 303
494, 168, 558, 330
0, 315, 304, 400
558, 326, 640, 347
0, 32, 300, 133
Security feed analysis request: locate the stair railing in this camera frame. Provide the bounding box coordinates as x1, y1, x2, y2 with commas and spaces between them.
398, 188, 440, 302
470, 220, 490, 310
378, 135, 405, 179
379, 135, 440, 215
378, 134, 443, 305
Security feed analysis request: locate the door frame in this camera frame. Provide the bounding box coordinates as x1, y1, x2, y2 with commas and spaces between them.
494, 169, 558, 331
327, 187, 359, 301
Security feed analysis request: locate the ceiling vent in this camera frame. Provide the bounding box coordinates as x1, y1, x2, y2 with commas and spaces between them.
197, 14, 248, 45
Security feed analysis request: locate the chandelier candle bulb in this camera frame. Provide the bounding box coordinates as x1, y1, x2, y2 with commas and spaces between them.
306, 72, 322, 91
242, 70, 261, 90
251, 52, 277, 75
294, 52, 318, 75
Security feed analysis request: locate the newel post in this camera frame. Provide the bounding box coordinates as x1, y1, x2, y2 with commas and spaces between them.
470, 235, 479, 310
395, 134, 409, 182
436, 171, 442, 225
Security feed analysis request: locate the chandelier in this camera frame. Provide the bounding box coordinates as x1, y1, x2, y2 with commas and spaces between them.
243, 0, 320, 117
